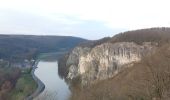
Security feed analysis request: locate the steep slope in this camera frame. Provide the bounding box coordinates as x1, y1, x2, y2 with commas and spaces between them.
66, 42, 156, 85
70, 43, 170, 100
58, 27, 170, 86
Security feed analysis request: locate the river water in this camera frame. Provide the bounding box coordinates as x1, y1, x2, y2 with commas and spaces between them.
34, 61, 70, 100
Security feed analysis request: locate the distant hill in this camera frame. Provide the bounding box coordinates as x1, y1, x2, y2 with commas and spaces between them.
0, 35, 87, 61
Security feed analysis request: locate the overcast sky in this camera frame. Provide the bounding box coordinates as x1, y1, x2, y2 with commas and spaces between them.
0, 0, 170, 40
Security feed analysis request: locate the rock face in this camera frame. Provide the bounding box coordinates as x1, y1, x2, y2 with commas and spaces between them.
65, 42, 157, 85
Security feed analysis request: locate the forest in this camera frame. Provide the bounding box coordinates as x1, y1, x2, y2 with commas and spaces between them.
0, 35, 86, 61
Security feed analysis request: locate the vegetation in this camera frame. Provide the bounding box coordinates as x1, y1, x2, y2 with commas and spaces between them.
38, 52, 66, 61
58, 53, 70, 79
76, 27, 170, 48
67, 27, 170, 100
0, 67, 21, 100
0, 35, 86, 61
70, 44, 170, 100
78, 37, 111, 48
110, 27, 170, 45
8, 68, 37, 100
0, 35, 86, 99
0, 66, 36, 100
1, 28, 170, 100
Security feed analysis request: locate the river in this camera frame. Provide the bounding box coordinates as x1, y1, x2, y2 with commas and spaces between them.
34, 60, 70, 100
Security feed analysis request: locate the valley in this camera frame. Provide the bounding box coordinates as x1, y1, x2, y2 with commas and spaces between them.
0, 35, 86, 100
1, 0, 169, 99
0, 28, 170, 100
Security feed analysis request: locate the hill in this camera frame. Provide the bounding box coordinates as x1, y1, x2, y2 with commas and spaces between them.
0, 35, 87, 62
58, 27, 170, 100
110, 27, 170, 44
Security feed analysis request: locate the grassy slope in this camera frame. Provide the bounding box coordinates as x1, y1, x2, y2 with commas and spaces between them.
8, 68, 37, 100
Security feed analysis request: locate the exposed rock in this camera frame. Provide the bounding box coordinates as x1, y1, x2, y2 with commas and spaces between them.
66, 42, 157, 85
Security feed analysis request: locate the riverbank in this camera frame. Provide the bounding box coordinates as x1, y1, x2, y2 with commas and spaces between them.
7, 68, 37, 100
33, 61, 70, 100
26, 52, 70, 100
26, 61, 45, 100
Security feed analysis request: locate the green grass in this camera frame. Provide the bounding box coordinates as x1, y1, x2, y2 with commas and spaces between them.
9, 69, 37, 100
37, 52, 61, 61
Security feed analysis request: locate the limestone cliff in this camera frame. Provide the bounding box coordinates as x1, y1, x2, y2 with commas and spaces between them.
58, 28, 170, 85
65, 42, 157, 85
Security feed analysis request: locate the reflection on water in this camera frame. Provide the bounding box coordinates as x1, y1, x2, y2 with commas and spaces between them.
34, 61, 70, 100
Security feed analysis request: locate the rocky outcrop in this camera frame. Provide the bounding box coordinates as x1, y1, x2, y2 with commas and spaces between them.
65, 42, 157, 85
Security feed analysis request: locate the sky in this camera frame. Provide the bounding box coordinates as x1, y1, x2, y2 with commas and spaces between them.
0, 0, 170, 40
